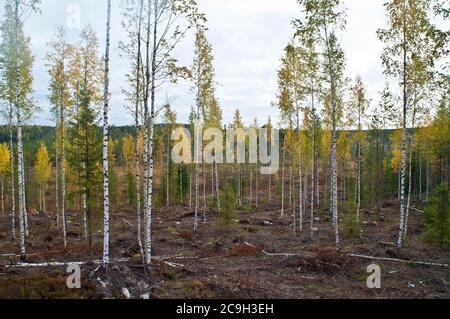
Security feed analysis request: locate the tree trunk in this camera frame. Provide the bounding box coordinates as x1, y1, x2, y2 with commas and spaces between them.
396, 11, 408, 248
144, 0, 159, 264
297, 113, 303, 233
134, 0, 144, 264
2, 182, 4, 215
55, 122, 60, 227
43, 184, 46, 214
404, 107, 416, 240
9, 105, 16, 240
60, 100, 67, 248
214, 160, 220, 213
202, 161, 206, 223
281, 141, 285, 217
14, 0, 26, 259
102, 0, 112, 267
356, 141, 361, 223
311, 111, 316, 240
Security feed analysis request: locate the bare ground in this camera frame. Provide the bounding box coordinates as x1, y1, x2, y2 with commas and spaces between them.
0, 199, 448, 299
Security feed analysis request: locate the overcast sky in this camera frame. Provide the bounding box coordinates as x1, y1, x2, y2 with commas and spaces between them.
1, 0, 391, 126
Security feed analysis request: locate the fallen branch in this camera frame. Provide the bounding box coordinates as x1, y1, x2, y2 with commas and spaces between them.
244, 242, 304, 257
347, 253, 449, 268
173, 211, 195, 220
120, 218, 134, 228
411, 207, 424, 214
4, 258, 130, 268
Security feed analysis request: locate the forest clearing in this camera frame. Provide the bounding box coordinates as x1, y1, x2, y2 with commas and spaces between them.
0, 0, 448, 300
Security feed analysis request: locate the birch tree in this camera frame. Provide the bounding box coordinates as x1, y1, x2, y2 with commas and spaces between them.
46, 26, 73, 247
141, 0, 205, 264
191, 26, 215, 229
119, 0, 146, 261
102, 0, 112, 267
378, 0, 437, 248
297, 0, 346, 249
348, 77, 368, 224
0, 0, 40, 257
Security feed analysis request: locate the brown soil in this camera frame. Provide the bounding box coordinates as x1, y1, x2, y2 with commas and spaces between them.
0, 200, 448, 299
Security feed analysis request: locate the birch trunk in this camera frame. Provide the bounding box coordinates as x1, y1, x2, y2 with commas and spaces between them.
214, 160, 220, 213
297, 113, 303, 233
144, 0, 159, 264
60, 98, 67, 248
331, 120, 339, 249
202, 161, 206, 223
189, 164, 192, 209
418, 143, 422, 201
311, 110, 316, 239
281, 142, 285, 218
55, 121, 60, 227
14, 0, 26, 258
1, 182, 4, 215
425, 146, 429, 203
9, 104, 16, 240
404, 104, 416, 239
134, 79, 143, 263
194, 123, 200, 232
249, 169, 253, 206
396, 15, 408, 248
102, 0, 112, 267
22, 157, 28, 237
166, 134, 170, 207
43, 184, 46, 213
255, 165, 259, 209
82, 188, 87, 240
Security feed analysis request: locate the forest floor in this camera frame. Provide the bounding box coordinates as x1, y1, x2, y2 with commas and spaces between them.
0, 198, 449, 299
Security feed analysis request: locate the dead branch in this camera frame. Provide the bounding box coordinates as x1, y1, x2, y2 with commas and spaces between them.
347, 253, 449, 268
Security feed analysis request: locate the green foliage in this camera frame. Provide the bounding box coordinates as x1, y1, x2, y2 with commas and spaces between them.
422, 184, 450, 249
67, 80, 102, 211
126, 170, 137, 208
218, 185, 238, 228
343, 200, 361, 237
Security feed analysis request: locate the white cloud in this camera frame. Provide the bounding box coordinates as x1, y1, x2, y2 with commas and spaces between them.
0, 0, 416, 127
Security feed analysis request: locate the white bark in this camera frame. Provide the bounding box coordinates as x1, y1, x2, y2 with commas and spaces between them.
144, 0, 158, 264
21, 153, 28, 237
1, 182, 4, 215
214, 160, 220, 213
297, 113, 303, 233
331, 122, 339, 249
14, 0, 26, 258
82, 188, 87, 240
404, 103, 417, 240
55, 121, 59, 227
102, 0, 112, 267
202, 161, 206, 223
134, 0, 144, 263
42, 184, 46, 213
194, 122, 200, 232
60, 94, 67, 248
311, 105, 316, 240
397, 10, 408, 248
281, 142, 285, 218
255, 166, 259, 208
9, 104, 16, 240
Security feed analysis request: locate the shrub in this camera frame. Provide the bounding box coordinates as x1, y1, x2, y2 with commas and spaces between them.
423, 183, 450, 249
218, 185, 238, 228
